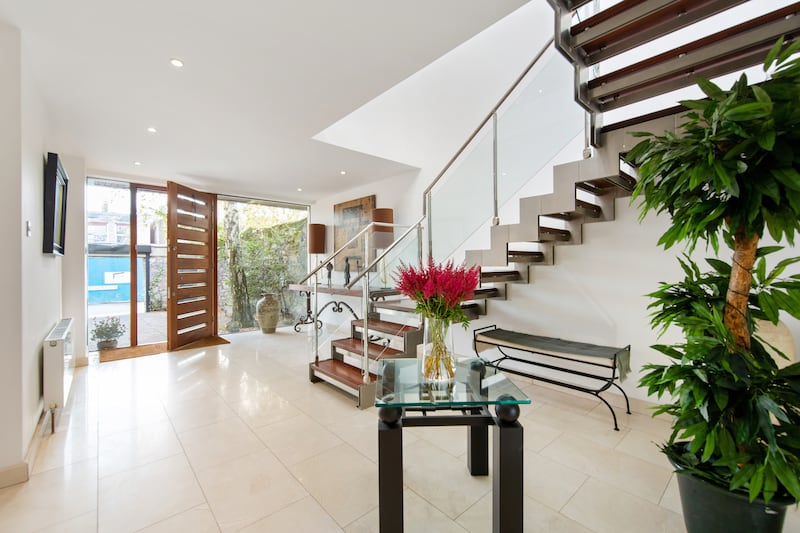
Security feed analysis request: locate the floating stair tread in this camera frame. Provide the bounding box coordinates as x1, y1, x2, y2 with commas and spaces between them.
569, 0, 747, 64
539, 227, 571, 242
311, 359, 375, 390
583, 4, 799, 111
332, 337, 403, 359
508, 251, 545, 263
481, 270, 522, 282
472, 287, 502, 299
369, 288, 401, 299
373, 301, 481, 320
351, 319, 419, 336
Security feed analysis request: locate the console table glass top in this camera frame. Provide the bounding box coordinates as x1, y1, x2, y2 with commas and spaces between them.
375, 357, 531, 409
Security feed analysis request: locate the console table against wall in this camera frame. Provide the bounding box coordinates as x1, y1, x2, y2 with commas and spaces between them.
288, 283, 359, 331
375, 358, 531, 533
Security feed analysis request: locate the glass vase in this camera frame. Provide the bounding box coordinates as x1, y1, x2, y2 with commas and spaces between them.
422, 316, 455, 382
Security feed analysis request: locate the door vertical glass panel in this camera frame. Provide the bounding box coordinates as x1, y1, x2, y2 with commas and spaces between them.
86, 178, 132, 350
136, 189, 168, 345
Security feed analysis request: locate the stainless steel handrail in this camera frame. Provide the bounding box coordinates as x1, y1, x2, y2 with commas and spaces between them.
422, 37, 555, 255
297, 223, 371, 284
346, 215, 425, 289
421, 37, 555, 212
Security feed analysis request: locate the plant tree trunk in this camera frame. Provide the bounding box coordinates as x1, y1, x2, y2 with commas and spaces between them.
224, 204, 254, 328
724, 230, 759, 350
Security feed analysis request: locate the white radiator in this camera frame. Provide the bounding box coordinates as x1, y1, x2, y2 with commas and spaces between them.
43, 318, 74, 420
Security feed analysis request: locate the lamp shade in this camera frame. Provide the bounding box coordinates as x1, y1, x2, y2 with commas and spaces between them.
371, 208, 394, 248
308, 223, 326, 254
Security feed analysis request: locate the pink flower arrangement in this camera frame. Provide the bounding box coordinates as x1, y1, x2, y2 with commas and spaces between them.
395, 257, 481, 327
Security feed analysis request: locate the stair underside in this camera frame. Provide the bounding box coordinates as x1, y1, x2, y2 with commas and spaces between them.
553, 0, 799, 115
311, 359, 375, 390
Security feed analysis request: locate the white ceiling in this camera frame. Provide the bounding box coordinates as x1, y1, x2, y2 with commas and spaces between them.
0, 0, 528, 203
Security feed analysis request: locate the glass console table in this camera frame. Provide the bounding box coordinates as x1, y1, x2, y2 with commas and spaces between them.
375, 357, 531, 533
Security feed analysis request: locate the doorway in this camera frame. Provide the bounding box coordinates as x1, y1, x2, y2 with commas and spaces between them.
86, 178, 168, 354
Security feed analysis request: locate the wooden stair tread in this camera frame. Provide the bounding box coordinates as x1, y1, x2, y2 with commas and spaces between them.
351, 318, 419, 336
570, 0, 745, 65
473, 287, 502, 298
373, 300, 482, 320
539, 227, 571, 242
369, 288, 400, 300
480, 270, 522, 282
508, 250, 545, 263
332, 337, 403, 359
311, 359, 375, 389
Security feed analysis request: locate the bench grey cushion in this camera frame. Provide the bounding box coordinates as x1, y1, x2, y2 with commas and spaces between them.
476, 329, 631, 381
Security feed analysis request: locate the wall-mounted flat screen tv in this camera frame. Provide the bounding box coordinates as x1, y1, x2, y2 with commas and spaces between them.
43, 152, 68, 255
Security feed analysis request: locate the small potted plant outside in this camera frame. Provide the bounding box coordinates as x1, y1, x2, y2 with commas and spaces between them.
91, 316, 126, 350
628, 38, 800, 532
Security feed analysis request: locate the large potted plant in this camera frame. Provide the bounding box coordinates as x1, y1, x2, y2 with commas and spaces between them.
627, 38, 800, 532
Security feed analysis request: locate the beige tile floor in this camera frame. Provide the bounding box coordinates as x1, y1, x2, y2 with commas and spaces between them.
4, 328, 800, 532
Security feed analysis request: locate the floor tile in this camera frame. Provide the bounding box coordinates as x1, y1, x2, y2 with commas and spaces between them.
230, 390, 302, 429
457, 492, 592, 533
254, 412, 343, 466
541, 433, 672, 504
0, 460, 97, 532
35, 510, 97, 533
195, 449, 307, 533
98, 454, 204, 533
163, 392, 236, 433
178, 416, 264, 471
523, 450, 588, 510
402, 439, 492, 519
98, 420, 182, 478
238, 495, 343, 532
290, 443, 378, 527
32, 425, 98, 475
345, 489, 468, 533
137, 503, 220, 533
561, 477, 685, 533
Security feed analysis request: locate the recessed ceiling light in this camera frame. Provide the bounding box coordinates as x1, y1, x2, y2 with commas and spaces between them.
296, 187, 303, 192
146, 127, 157, 133
170, 58, 184, 68
133, 161, 142, 166
340, 170, 346, 175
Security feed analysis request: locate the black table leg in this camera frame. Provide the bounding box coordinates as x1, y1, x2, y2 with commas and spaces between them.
493, 403, 523, 533
468, 423, 488, 476
378, 408, 403, 533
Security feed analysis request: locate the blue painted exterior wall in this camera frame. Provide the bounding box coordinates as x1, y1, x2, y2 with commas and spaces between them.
87, 255, 146, 304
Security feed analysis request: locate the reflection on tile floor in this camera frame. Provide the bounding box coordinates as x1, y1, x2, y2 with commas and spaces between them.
4, 328, 799, 532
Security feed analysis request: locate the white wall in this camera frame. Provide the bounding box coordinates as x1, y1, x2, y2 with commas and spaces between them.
0, 21, 65, 482
19, 36, 60, 456
0, 21, 26, 479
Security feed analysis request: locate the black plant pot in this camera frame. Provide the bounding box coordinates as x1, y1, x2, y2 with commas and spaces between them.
676, 470, 793, 533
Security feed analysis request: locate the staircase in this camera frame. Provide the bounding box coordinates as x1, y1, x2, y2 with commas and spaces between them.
464, 128, 639, 270
301, 1, 795, 406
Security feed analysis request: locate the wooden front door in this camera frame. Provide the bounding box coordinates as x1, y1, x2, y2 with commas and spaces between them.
167, 181, 218, 350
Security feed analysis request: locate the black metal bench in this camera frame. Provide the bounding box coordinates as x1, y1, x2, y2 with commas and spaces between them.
473, 325, 631, 430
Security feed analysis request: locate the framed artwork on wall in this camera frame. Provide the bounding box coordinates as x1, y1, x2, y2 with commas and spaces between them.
333, 195, 376, 271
